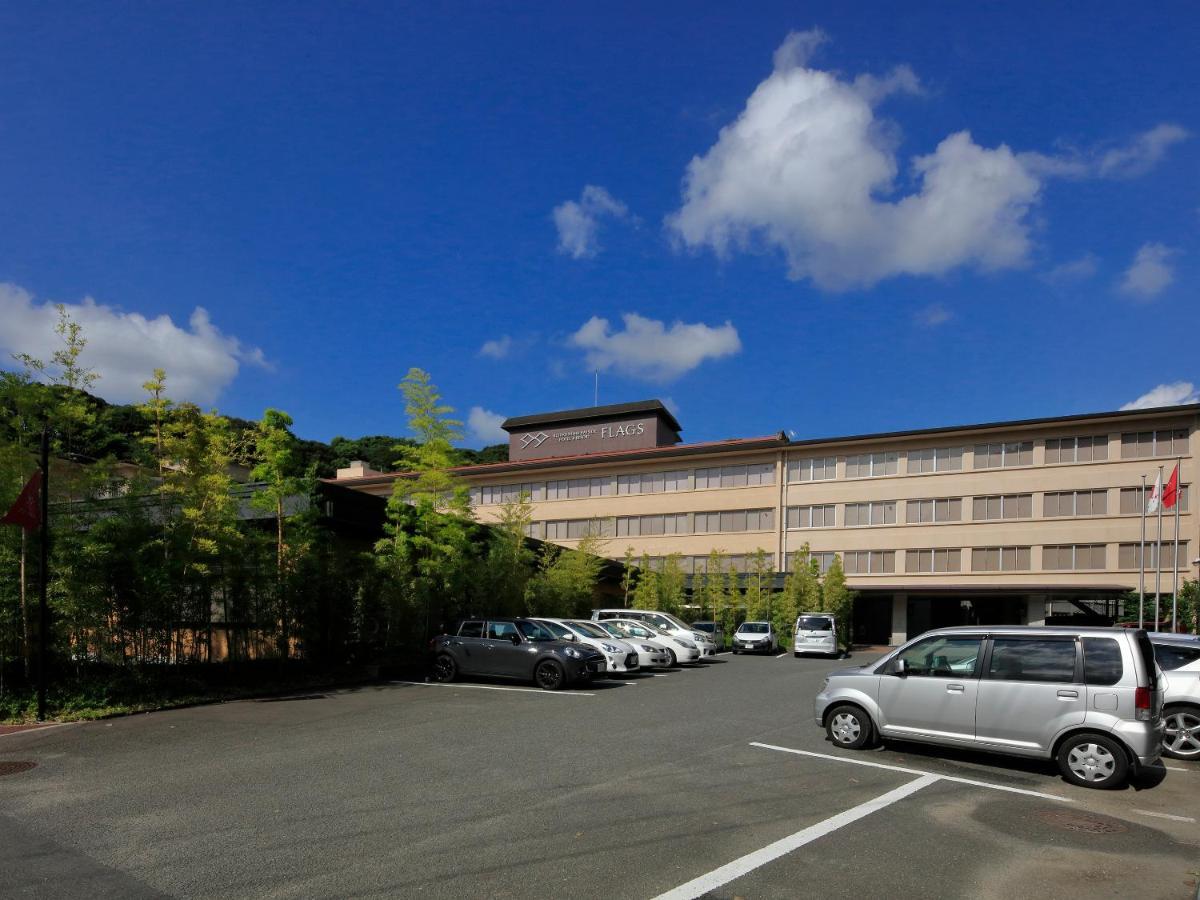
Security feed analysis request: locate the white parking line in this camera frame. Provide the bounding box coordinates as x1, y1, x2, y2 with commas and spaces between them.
1131, 809, 1196, 823
774, 651, 789, 659
750, 742, 1072, 802
651, 774, 940, 900
390, 681, 594, 697
1163, 765, 1190, 773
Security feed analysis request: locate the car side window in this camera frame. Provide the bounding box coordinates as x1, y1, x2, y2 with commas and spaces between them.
988, 638, 1077, 683
1082, 637, 1124, 685
897, 636, 981, 677
458, 621, 483, 638
1153, 643, 1200, 671
486, 621, 518, 640
517, 621, 553, 641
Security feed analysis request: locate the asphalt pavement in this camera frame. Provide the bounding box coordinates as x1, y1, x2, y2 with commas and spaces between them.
2, 651, 1197, 899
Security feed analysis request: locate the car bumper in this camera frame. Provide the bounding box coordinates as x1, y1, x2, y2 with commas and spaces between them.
733, 641, 773, 652
641, 652, 672, 668
605, 652, 640, 673
795, 641, 836, 654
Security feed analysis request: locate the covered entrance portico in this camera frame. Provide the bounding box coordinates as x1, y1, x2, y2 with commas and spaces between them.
851, 586, 1128, 646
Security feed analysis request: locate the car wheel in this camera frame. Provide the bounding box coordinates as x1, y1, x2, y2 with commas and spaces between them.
826, 704, 874, 750
731, 648, 739, 655
666, 648, 678, 666
793, 652, 801, 658
534, 660, 565, 691
433, 654, 457, 683
1056, 733, 1129, 789
1162, 705, 1200, 760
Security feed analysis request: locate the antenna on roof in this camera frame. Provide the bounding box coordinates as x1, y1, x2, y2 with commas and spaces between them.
594, 370, 599, 407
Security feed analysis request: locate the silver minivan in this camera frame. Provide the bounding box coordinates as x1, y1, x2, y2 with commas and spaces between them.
814, 626, 1165, 789
794, 614, 838, 657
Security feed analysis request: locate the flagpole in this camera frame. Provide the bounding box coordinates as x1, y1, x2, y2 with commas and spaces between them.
1154, 464, 1164, 631
1172, 458, 1181, 632
1139, 474, 1146, 629
37, 425, 49, 722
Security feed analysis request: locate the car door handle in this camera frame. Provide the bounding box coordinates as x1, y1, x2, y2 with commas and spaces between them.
1057, 690, 1079, 699
947, 684, 965, 693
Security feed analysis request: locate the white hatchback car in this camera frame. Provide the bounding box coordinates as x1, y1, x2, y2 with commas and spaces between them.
732, 621, 778, 654
532, 618, 640, 675
594, 620, 673, 669
600, 618, 701, 666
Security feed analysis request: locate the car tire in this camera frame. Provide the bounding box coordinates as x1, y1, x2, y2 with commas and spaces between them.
731, 648, 739, 655
1056, 733, 1129, 789
534, 660, 565, 691
1162, 705, 1200, 760
794, 651, 801, 658
825, 704, 874, 750
666, 648, 678, 666
433, 653, 457, 683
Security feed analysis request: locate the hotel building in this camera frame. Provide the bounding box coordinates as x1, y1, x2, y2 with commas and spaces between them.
333, 400, 1198, 646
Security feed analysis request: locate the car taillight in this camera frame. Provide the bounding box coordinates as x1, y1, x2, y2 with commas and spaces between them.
1134, 686, 1151, 721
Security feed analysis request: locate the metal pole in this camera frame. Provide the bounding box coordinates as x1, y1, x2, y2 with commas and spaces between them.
1139, 474, 1146, 629
1155, 465, 1164, 631
37, 426, 49, 722
1172, 458, 1181, 632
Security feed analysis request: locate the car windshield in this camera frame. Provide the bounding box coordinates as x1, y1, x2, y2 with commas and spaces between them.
739, 623, 769, 634
516, 621, 554, 641
659, 613, 692, 631
798, 616, 833, 631
643, 613, 677, 631
612, 621, 651, 638
567, 621, 610, 639
692, 622, 715, 633
536, 620, 572, 639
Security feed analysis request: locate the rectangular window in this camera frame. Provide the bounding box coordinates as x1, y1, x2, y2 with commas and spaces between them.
694, 467, 719, 490
904, 497, 963, 523
844, 500, 897, 526
787, 456, 837, 482
1044, 489, 1108, 517
664, 470, 689, 492
1082, 637, 1123, 686
1121, 429, 1189, 459
988, 638, 1077, 683
787, 550, 839, 575
1046, 435, 1109, 464
787, 504, 835, 528
971, 546, 1032, 572
906, 446, 964, 474
843, 550, 896, 574
1118, 541, 1190, 570
845, 451, 899, 478
1043, 544, 1106, 570
971, 494, 1033, 520
720, 465, 748, 488
746, 463, 776, 486
905, 548, 961, 573
973, 441, 1034, 469
1119, 484, 1189, 514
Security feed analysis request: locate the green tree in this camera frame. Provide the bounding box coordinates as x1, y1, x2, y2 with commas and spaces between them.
620, 546, 637, 608
821, 556, 855, 652
526, 533, 605, 617
657, 553, 686, 615
698, 550, 731, 643
1177, 579, 1198, 635
484, 492, 535, 616
138, 369, 172, 475
743, 548, 774, 622
631, 553, 660, 611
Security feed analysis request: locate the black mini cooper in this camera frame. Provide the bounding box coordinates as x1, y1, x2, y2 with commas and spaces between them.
430, 618, 607, 690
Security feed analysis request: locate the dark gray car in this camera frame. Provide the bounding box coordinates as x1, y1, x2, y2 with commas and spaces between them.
431, 618, 607, 690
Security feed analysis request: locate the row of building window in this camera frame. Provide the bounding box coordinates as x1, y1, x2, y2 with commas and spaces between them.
471, 429, 1190, 505
539, 508, 777, 541
620, 542, 1191, 576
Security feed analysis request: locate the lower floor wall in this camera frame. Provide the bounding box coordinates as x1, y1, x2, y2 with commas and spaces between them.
851, 591, 1127, 647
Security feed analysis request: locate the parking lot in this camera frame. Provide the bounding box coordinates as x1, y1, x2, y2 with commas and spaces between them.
2, 652, 1198, 899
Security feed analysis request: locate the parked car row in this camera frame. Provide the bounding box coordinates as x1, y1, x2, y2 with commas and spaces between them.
813, 625, 1198, 790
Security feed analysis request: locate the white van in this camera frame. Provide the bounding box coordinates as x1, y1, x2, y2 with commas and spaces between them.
591, 609, 717, 656
794, 613, 838, 657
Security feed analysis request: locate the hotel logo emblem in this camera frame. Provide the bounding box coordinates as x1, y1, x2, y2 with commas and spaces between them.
520, 431, 549, 450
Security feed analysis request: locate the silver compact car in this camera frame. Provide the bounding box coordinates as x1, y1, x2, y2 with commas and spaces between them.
1151, 634, 1200, 760
815, 626, 1165, 789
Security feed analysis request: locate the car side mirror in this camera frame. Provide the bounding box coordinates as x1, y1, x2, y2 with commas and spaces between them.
889, 658, 907, 676
510, 634, 521, 645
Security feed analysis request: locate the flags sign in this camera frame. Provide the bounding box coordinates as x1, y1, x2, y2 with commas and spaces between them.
0, 471, 42, 531
1162, 463, 1179, 509
1146, 471, 1163, 515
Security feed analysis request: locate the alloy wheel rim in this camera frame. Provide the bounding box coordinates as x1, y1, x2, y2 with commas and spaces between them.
435, 658, 453, 680
1067, 743, 1115, 781
537, 664, 561, 689
1164, 711, 1200, 757
832, 713, 860, 743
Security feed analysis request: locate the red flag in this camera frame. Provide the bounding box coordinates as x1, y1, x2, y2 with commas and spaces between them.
0, 471, 42, 531
1162, 463, 1179, 509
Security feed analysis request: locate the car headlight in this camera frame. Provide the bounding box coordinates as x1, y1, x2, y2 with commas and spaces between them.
692, 632, 706, 642
678, 640, 696, 649
641, 644, 657, 653
601, 643, 621, 654
563, 646, 581, 659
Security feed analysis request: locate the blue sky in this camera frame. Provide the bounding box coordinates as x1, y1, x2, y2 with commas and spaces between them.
0, 2, 1196, 448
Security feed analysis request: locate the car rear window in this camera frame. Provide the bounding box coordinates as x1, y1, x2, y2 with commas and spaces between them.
988, 638, 1077, 683
1134, 632, 1157, 686
1153, 642, 1200, 671
799, 616, 833, 631
1082, 637, 1123, 685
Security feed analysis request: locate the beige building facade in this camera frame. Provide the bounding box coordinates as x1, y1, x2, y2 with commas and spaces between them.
334, 400, 1199, 645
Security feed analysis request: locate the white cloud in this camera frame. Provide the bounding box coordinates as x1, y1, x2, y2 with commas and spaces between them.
1121, 382, 1199, 410
1043, 253, 1099, 284
479, 336, 513, 359
1021, 124, 1188, 180
467, 406, 509, 445
914, 304, 952, 328
1118, 243, 1176, 300
569, 313, 741, 383
666, 31, 1186, 291
552, 185, 630, 259
0, 283, 267, 405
